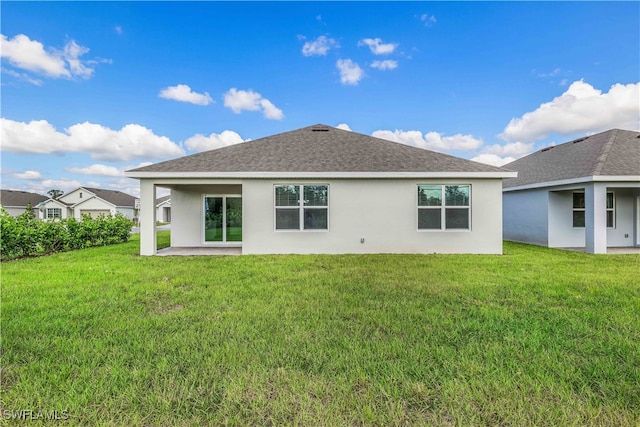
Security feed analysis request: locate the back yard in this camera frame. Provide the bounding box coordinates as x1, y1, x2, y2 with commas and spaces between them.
2, 232, 639, 425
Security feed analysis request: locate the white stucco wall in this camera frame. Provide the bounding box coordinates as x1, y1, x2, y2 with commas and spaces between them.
241, 178, 503, 254
171, 184, 242, 247
503, 189, 549, 246
59, 188, 89, 205
137, 179, 493, 254
115, 207, 136, 220
505, 185, 639, 248
2, 207, 27, 217
39, 200, 70, 219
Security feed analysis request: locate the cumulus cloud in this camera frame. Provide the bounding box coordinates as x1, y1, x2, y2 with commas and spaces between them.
372, 129, 483, 153
336, 59, 364, 85
370, 60, 398, 70
302, 36, 338, 56
481, 141, 535, 158
1, 33, 103, 80
223, 88, 284, 120
184, 130, 247, 152
501, 80, 640, 143
14, 170, 42, 180
159, 84, 213, 106
470, 154, 516, 167
66, 164, 123, 177
358, 38, 398, 55
335, 123, 352, 131
0, 118, 185, 162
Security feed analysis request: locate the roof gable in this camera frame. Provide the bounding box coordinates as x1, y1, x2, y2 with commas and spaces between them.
127, 124, 510, 177
503, 129, 640, 189
0, 190, 48, 207
78, 187, 137, 207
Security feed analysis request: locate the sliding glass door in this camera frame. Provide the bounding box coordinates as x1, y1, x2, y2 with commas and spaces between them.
204, 196, 242, 243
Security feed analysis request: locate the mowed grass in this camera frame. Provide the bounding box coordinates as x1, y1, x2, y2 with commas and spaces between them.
2, 232, 639, 426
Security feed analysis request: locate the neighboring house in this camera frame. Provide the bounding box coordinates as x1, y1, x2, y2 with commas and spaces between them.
38, 187, 139, 221
502, 129, 640, 253
156, 195, 171, 223
126, 124, 516, 255
0, 190, 48, 217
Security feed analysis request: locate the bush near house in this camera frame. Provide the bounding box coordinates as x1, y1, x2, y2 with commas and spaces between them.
0, 208, 133, 260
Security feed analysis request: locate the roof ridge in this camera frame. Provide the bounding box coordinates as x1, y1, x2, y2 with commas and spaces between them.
592, 129, 618, 176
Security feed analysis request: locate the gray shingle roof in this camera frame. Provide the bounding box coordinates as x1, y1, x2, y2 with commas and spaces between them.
82, 187, 137, 207
503, 129, 640, 189
156, 195, 171, 205
0, 190, 48, 208
128, 124, 507, 175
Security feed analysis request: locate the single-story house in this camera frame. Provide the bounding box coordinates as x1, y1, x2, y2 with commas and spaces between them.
502, 129, 640, 253
126, 124, 516, 255
0, 189, 48, 217
156, 195, 171, 223
38, 187, 139, 221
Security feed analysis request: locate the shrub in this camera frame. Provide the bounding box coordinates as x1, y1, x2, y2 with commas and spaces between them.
0, 209, 133, 261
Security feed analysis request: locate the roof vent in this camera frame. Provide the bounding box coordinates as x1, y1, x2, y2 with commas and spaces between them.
311, 125, 330, 132
572, 137, 587, 144
541, 146, 555, 152
636, 134, 640, 138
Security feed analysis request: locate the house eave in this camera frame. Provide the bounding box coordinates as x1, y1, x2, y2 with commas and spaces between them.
503, 175, 640, 192
126, 171, 517, 179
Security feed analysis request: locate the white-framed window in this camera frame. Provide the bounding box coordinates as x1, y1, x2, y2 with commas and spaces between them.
46, 208, 62, 219
274, 184, 328, 231
418, 185, 470, 231
572, 191, 615, 228
606, 192, 615, 228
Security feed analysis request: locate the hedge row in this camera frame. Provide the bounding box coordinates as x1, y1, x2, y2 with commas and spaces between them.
0, 208, 134, 260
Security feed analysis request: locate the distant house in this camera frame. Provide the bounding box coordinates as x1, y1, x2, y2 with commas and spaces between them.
0, 190, 48, 217
503, 129, 640, 253
126, 124, 516, 255
156, 195, 171, 223
38, 187, 139, 221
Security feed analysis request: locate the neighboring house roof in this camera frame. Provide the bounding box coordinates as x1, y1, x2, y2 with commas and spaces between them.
127, 124, 514, 178
156, 195, 171, 206
0, 189, 48, 208
503, 129, 640, 189
80, 187, 137, 207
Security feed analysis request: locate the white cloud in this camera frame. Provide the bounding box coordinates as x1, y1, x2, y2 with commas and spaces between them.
66, 164, 123, 177
40, 178, 84, 194
223, 88, 284, 119
358, 38, 398, 55
115, 26, 123, 35
501, 80, 640, 143
1, 34, 101, 80
1, 67, 43, 86
184, 130, 247, 152
159, 84, 213, 106
481, 141, 535, 158
0, 118, 185, 162
370, 60, 398, 70
336, 123, 352, 131
302, 36, 338, 56
336, 59, 364, 85
14, 170, 42, 180
372, 129, 483, 152
470, 154, 516, 167
420, 14, 437, 26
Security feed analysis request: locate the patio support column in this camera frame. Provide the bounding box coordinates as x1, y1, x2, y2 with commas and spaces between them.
585, 182, 607, 254
140, 179, 157, 256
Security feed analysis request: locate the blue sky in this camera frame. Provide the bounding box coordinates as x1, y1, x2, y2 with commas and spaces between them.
2, 1, 639, 197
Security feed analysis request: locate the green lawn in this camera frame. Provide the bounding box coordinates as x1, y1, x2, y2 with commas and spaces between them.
2, 232, 639, 426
